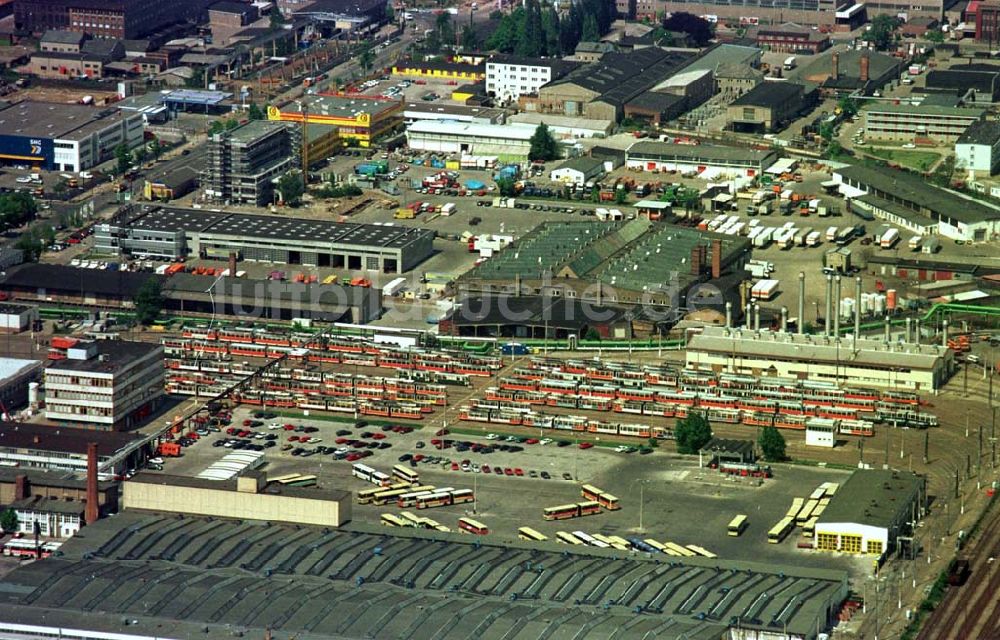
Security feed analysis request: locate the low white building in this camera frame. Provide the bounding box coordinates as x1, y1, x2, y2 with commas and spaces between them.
804, 418, 836, 448
685, 326, 954, 392
955, 120, 1000, 177
814, 469, 924, 557
0, 303, 37, 333
507, 112, 615, 138
549, 157, 606, 186
406, 121, 569, 162
625, 141, 778, 180
12, 496, 83, 538
485, 55, 579, 104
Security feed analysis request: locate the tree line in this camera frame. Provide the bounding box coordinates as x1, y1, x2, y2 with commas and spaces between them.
486, 0, 614, 57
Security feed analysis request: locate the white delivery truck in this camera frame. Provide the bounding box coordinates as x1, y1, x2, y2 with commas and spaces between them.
908, 235, 923, 251
382, 277, 407, 297
806, 231, 822, 247
880, 228, 900, 249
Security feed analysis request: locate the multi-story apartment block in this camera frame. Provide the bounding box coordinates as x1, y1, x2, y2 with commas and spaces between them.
485, 55, 579, 104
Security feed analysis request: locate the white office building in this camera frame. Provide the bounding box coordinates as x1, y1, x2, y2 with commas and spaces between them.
485, 55, 579, 104
955, 120, 1000, 177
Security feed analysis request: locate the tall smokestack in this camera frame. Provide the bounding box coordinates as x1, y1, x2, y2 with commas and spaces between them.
942, 320, 949, 348
915, 318, 921, 345
745, 303, 752, 330
906, 317, 912, 343
884, 316, 891, 343
824, 274, 832, 336
228, 252, 237, 277
854, 276, 862, 348
725, 301, 732, 329
833, 276, 841, 340
690, 246, 702, 276
781, 306, 788, 333
711, 238, 722, 279
797, 272, 805, 335
860, 53, 870, 83
753, 304, 760, 332
831, 52, 839, 81
14, 474, 27, 501
85, 442, 99, 525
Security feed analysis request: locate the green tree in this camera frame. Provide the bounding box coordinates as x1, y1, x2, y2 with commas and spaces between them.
461, 24, 479, 50
277, 170, 305, 206
247, 102, 266, 120
819, 121, 835, 141
584, 327, 601, 341
224, 118, 240, 131
542, 7, 561, 56
614, 187, 627, 204
528, 123, 559, 162
134, 145, 148, 164
208, 120, 224, 135
837, 96, 861, 118
149, 137, 163, 161
926, 29, 945, 43
185, 67, 206, 89
114, 143, 132, 176
359, 45, 375, 75
135, 277, 163, 325
758, 425, 787, 461
674, 412, 713, 454
436, 12, 455, 49
496, 177, 516, 197
516, 0, 544, 56
0, 508, 17, 533
386, 3, 395, 22
662, 12, 713, 46
824, 140, 844, 160
269, 8, 285, 30
647, 437, 659, 449
53, 179, 68, 195
865, 15, 900, 51
582, 14, 599, 41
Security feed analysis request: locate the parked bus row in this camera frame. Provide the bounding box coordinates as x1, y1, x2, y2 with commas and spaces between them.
543, 501, 602, 520
380, 511, 451, 531
580, 484, 621, 510
3, 539, 62, 558
459, 406, 671, 438
552, 532, 717, 557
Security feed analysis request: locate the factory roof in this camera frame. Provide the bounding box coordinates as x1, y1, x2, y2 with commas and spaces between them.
402, 102, 506, 121
11, 495, 85, 515
818, 469, 923, 529
0, 101, 132, 141
225, 119, 287, 143
862, 101, 985, 117
627, 141, 778, 166
44, 340, 162, 375
551, 156, 606, 175
487, 55, 580, 76
3, 511, 846, 640
853, 194, 937, 229
0, 263, 166, 299
924, 67, 1000, 95
0, 357, 41, 382
957, 119, 1000, 145
687, 326, 950, 370
735, 80, 805, 109
130, 471, 351, 502
835, 164, 1000, 224
164, 272, 378, 309
296, 93, 401, 118
448, 295, 629, 330
40, 30, 86, 45
678, 43, 761, 75
160, 89, 233, 106
0, 422, 142, 458
626, 90, 686, 113
407, 119, 538, 141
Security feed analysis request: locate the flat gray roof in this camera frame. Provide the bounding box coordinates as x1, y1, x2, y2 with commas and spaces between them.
0, 101, 131, 141
818, 469, 923, 529
129, 472, 350, 502
1, 511, 848, 640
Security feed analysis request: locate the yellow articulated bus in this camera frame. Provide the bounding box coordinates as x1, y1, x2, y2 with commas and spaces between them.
728, 514, 748, 537
518, 527, 548, 541
768, 517, 795, 543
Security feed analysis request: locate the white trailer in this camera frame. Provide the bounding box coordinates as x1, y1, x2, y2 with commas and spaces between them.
806, 231, 822, 247
825, 226, 839, 242
908, 235, 923, 251
752, 279, 780, 300
753, 227, 774, 248
880, 228, 900, 249
382, 277, 407, 297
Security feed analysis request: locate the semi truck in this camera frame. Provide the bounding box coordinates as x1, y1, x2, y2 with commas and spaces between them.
880, 228, 900, 249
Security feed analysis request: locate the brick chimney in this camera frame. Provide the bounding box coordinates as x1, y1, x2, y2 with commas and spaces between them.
13, 474, 27, 501
711, 238, 722, 279
831, 52, 839, 81
228, 252, 237, 277
85, 442, 99, 525
860, 54, 870, 83
690, 246, 702, 276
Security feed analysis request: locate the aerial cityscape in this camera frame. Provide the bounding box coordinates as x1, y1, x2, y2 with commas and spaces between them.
0, 0, 994, 639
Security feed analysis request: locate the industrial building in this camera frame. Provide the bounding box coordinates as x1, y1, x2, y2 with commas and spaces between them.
205, 120, 293, 206
0, 101, 144, 172
955, 119, 1000, 176
753, 22, 830, 53
835, 164, 1000, 242
506, 112, 615, 139
458, 219, 749, 311
14, 0, 213, 38
44, 340, 165, 431
625, 141, 778, 179
0, 467, 118, 516
3, 511, 850, 640
406, 121, 562, 162
124, 470, 352, 527
0, 302, 38, 333
97, 207, 435, 273
685, 326, 954, 391
0, 422, 147, 476
549, 156, 606, 186
727, 81, 818, 133
402, 102, 506, 125
798, 50, 901, 97
652, 0, 851, 27
0, 357, 42, 413
485, 55, 579, 104
815, 469, 925, 557
861, 102, 985, 143
0, 263, 384, 324
267, 94, 402, 148
922, 65, 1000, 103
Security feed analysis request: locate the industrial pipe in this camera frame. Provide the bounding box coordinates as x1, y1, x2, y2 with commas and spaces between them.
942, 320, 949, 348
833, 276, 841, 340
725, 302, 732, 329
905, 317, 912, 343
915, 318, 921, 345
824, 274, 832, 337
884, 316, 891, 343
746, 303, 752, 330
781, 306, 788, 333
854, 277, 862, 345
797, 272, 805, 335
754, 304, 760, 332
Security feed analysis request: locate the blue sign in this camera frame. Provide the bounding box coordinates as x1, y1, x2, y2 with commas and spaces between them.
0, 134, 56, 168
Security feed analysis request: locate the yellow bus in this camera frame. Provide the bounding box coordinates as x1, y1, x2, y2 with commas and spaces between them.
802, 516, 818, 537
796, 499, 819, 525
686, 545, 717, 558
392, 464, 420, 485
357, 487, 384, 505
785, 498, 804, 520
768, 517, 794, 544
644, 539, 668, 553
607, 535, 632, 550
372, 488, 411, 505
556, 531, 584, 545
664, 542, 696, 557
270, 473, 303, 484
381, 513, 409, 527
399, 511, 424, 527
727, 514, 748, 537
518, 527, 549, 541
458, 517, 489, 535
810, 486, 827, 501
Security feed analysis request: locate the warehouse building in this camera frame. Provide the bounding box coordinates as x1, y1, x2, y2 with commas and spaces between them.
402, 102, 506, 125
922, 65, 1000, 103
0, 303, 38, 333
955, 119, 1000, 176
205, 120, 293, 206
799, 50, 901, 97
44, 340, 164, 431
835, 164, 1000, 242
406, 120, 565, 162
753, 22, 830, 53
0, 422, 147, 476
0, 358, 42, 412
0, 101, 144, 172
861, 102, 985, 143
97, 207, 435, 273
685, 326, 954, 391
390, 60, 485, 82
0, 467, 119, 521
815, 469, 925, 557
625, 141, 778, 179
124, 470, 352, 527
727, 81, 818, 133
267, 94, 402, 148
549, 156, 606, 186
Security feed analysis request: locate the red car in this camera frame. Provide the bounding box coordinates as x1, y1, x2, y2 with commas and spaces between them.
430, 439, 441, 446
450, 462, 459, 471
525, 438, 539, 444
579, 442, 594, 450
283, 424, 295, 431
514, 468, 524, 476
371, 432, 387, 440
335, 437, 349, 444
504, 468, 514, 476
482, 465, 492, 474
436, 428, 449, 436
243, 419, 252, 426
413, 454, 425, 462
288, 435, 299, 441
346, 453, 361, 461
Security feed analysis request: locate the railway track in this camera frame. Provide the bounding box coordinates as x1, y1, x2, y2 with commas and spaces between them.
917, 498, 1000, 640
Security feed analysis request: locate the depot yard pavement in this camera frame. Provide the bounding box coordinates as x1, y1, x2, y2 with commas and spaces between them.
154, 402, 867, 575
